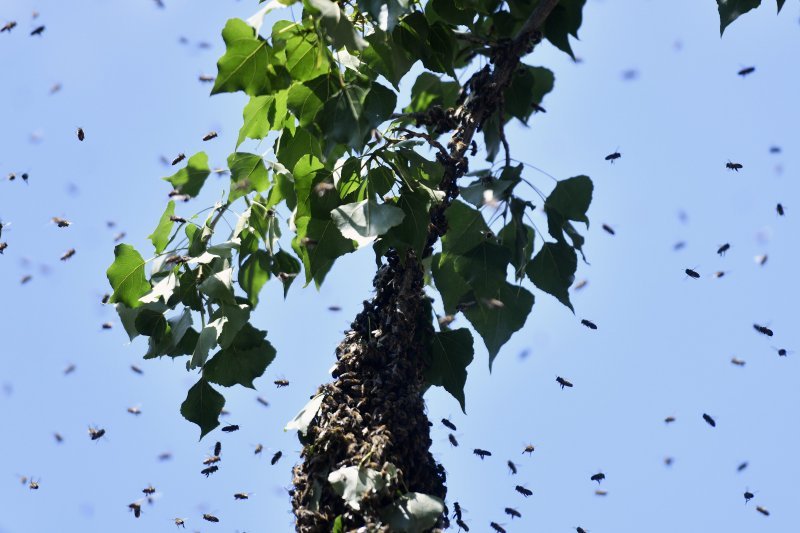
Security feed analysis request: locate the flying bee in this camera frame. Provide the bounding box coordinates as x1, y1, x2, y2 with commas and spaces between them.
744, 490, 754, 503
753, 324, 773, 337
50, 83, 62, 94
202, 131, 218, 141
490, 522, 506, 533
158, 452, 173, 461
201, 465, 219, 477
203, 455, 221, 465
20, 274, 32, 285
113, 232, 126, 242
776, 203, 784, 216
202, 513, 219, 522
76, 128, 85, 141
664, 457, 674, 466
523, 444, 535, 455
52, 217, 71, 227
63, 363, 76, 375
773, 347, 792, 357
581, 319, 597, 330
515, 485, 532, 497
737, 66, 755, 77
602, 224, 615, 235
702, 413, 716, 427
591, 472, 605, 484
129, 502, 142, 518
220, 408, 230, 417
664, 416, 676, 424
507, 460, 517, 474
573, 279, 588, 290
127, 406, 142, 416
328, 305, 342, 312
1, 21, 17, 32
713, 271, 726, 278
130, 365, 143, 374
717, 243, 730, 256
88, 426, 106, 440
605, 151, 621, 163
29, 478, 40, 490
234, 492, 251, 500
731, 357, 746, 366
254, 443, 263, 455
452, 501, 463, 520
271, 451, 282, 465
199, 74, 215, 83
173, 517, 186, 528
442, 418, 457, 431
737, 461, 748, 472
556, 376, 573, 389
60, 248, 76, 261
214, 441, 222, 456
756, 506, 769, 516
256, 396, 269, 407
754, 254, 768, 266
726, 161, 743, 171
438, 314, 456, 327
473, 448, 491, 459
171, 153, 186, 166
54, 432, 63, 443
456, 518, 470, 531
685, 268, 700, 279
0, 242, 7, 254
101, 294, 110, 304
274, 379, 290, 388
504, 507, 521, 519
577, 528, 588, 533
30, 25, 45, 36
448, 434, 459, 447
142, 485, 156, 496
595, 489, 608, 496
101, 322, 113, 329
169, 215, 187, 223
673, 241, 686, 251
470, 140, 478, 156
221, 424, 239, 432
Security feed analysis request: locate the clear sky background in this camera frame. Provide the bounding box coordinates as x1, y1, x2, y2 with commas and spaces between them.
1, 1, 799, 532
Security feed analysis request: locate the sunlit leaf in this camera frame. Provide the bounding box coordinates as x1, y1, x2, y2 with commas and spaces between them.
331, 199, 405, 248
328, 466, 386, 510
204, 323, 275, 388
285, 392, 324, 435
180, 378, 225, 439
164, 152, 211, 198
148, 201, 175, 254
107, 244, 151, 308
228, 152, 269, 201
379, 492, 445, 533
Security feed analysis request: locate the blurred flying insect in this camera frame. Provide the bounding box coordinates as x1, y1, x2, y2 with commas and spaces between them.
101, 322, 113, 329
254, 443, 263, 455
60, 248, 76, 261
577, 528, 588, 533
581, 319, 597, 330
202, 455, 221, 465
63, 363, 76, 375
756, 506, 769, 516
29, 478, 40, 490
515, 485, 532, 497
30, 25, 45, 36
256, 396, 269, 407
202, 131, 218, 141
1, 21, 17, 32
717, 243, 730, 256
737, 461, 748, 472
127, 406, 142, 416
88, 426, 106, 440
214, 441, 222, 456
664, 416, 676, 424
726, 161, 743, 171
101, 294, 110, 304
201, 466, 218, 477
573, 279, 588, 290
731, 357, 746, 366
456, 519, 469, 531
221, 424, 239, 432
523, 444, 535, 455
202, 513, 219, 522
171, 153, 186, 165
673, 241, 686, 251
490, 522, 506, 532
602, 224, 615, 235
507, 460, 517, 474
685, 268, 700, 279
605, 150, 621, 163
769, 146, 781, 154
591, 472, 605, 484
20, 274, 32, 284
754, 254, 768, 266
130, 365, 143, 374
448, 434, 459, 447
556, 376, 573, 389
173, 517, 186, 528
773, 347, 793, 357
158, 452, 173, 461
199, 74, 215, 83
452, 501, 463, 520
50, 83, 62, 94
54, 432, 63, 443
113, 232, 126, 242
595, 489, 608, 496
737, 66, 755, 77
129, 502, 142, 518
744, 490, 754, 503
504, 508, 521, 519
776, 203, 784, 216
271, 451, 282, 465
274, 379, 289, 388
0, 242, 7, 254
169, 215, 187, 223
473, 449, 491, 459
142, 485, 156, 496
702, 413, 716, 427
76, 128, 85, 141
713, 271, 726, 279
442, 418, 457, 431
753, 324, 773, 337
664, 457, 674, 466
234, 492, 251, 500
52, 217, 71, 227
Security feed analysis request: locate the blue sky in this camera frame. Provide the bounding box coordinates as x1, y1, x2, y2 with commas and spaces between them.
1, 0, 799, 532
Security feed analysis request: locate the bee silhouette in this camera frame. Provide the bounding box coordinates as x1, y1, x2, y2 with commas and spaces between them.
202, 513, 219, 522
456, 518, 470, 531
473, 448, 491, 459
201, 466, 218, 477
448, 434, 459, 447
591, 472, 605, 484
504, 508, 521, 519
664, 416, 676, 424
490, 522, 506, 532
202, 131, 218, 141
717, 243, 730, 256
581, 319, 597, 330
522, 444, 535, 455
171, 153, 186, 166
753, 324, 773, 337
731, 357, 746, 366
30, 25, 45, 36
702, 413, 716, 427
221, 424, 239, 432
744, 490, 754, 503
602, 224, 615, 235
515, 485, 532, 497
737, 66, 755, 77
507, 460, 517, 474
271, 451, 282, 465
556, 376, 573, 389
129, 502, 142, 518
685, 268, 700, 279
452, 502, 463, 520
605, 151, 621, 163
1, 21, 17, 32
76, 128, 85, 141
442, 418, 457, 431
755, 506, 769, 516
776, 203, 785, 216
726, 161, 743, 171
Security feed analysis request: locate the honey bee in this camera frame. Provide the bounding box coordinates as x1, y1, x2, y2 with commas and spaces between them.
256, 397, 269, 407
203, 455, 221, 465
54, 432, 63, 443
201, 465, 219, 477
664, 416, 676, 424
522, 444, 535, 455
581, 319, 597, 330
438, 314, 456, 327
605, 151, 621, 163
556, 376, 573, 389
514, 485, 532, 497
29, 478, 40, 490
274, 379, 290, 388
726, 161, 743, 171
221, 424, 239, 432
113, 232, 126, 242
173, 517, 186, 528
717, 243, 730, 256
595, 489, 608, 496
101, 294, 110, 304
171, 153, 186, 166
744, 490, 754, 503
199, 74, 215, 83
754, 254, 768, 266
234, 492, 250, 500
30, 25, 45, 36
271, 451, 282, 465
507, 460, 517, 474
776, 203, 784, 216
753, 324, 773, 337
737, 66, 755, 77
77, 128, 85, 141
130, 365, 143, 374
456, 518, 470, 531
504, 507, 521, 519
702, 413, 716, 427
214, 441, 222, 456
1, 21, 17, 32
52, 217, 71, 227
101, 322, 113, 329
202, 513, 219, 522
731, 357, 746, 366
448, 434, 459, 447
127, 406, 142, 416
684, 268, 700, 279
142, 485, 156, 496
60, 248, 76, 261
202, 131, 218, 142
473, 448, 491, 459
713, 271, 726, 278
590, 472, 605, 484
576, 528, 588, 533
755, 506, 769, 516
602, 224, 615, 235
737, 461, 748, 472
50, 83, 62, 94
254, 444, 263, 455
129, 502, 142, 518
664, 456, 674, 467
20, 274, 32, 285
490, 522, 506, 533
442, 418, 457, 431
88, 426, 106, 440
573, 279, 588, 290
63, 363, 76, 375
0, 242, 7, 254
158, 452, 173, 461
169, 215, 188, 223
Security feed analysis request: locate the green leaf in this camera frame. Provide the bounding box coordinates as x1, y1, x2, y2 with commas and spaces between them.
148, 201, 175, 254
203, 323, 275, 388
199, 267, 235, 304
544, 0, 585, 58
367, 167, 395, 198
426, 0, 475, 27
504, 65, 554, 123
273, 21, 329, 81
332, 516, 344, 533
526, 241, 576, 311
545, 175, 593, 226
717, 0, 762, 34
328, 466, 386, 510
139, 271, 178, 304
163, 152, 211, 198
331, 199, 405, 248
237, 91, 289, 146
271, 249, 302, 297
363, 29, 415, 88
180, 378, 225, 439
134, 309, 168, 341
116, 301, 168, 341
212, 18, 288, 96
404, 72, 459, 114
239, 250, 271, 306
316, 85, 369, 153
214, 302, 251, 349
777, 0, 785, 11
453, 242, 511, 296
425, 328, 473, 412
498, 198, 534, 279
284, 392, 324, 435
307, 0, 368, 51
357, 0, 410, 31
441, 200, 489, 257
373, 185, 437, 258
463, 283, 534, 368
107, 244, 151, 308
287, 75, 337, 127
431, 253, 471, 315
228, 152, 269, 201
178, 268, 203, 311
292, 216, 356, 286
379, 492, 445, 533
189, 317, 227, 369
